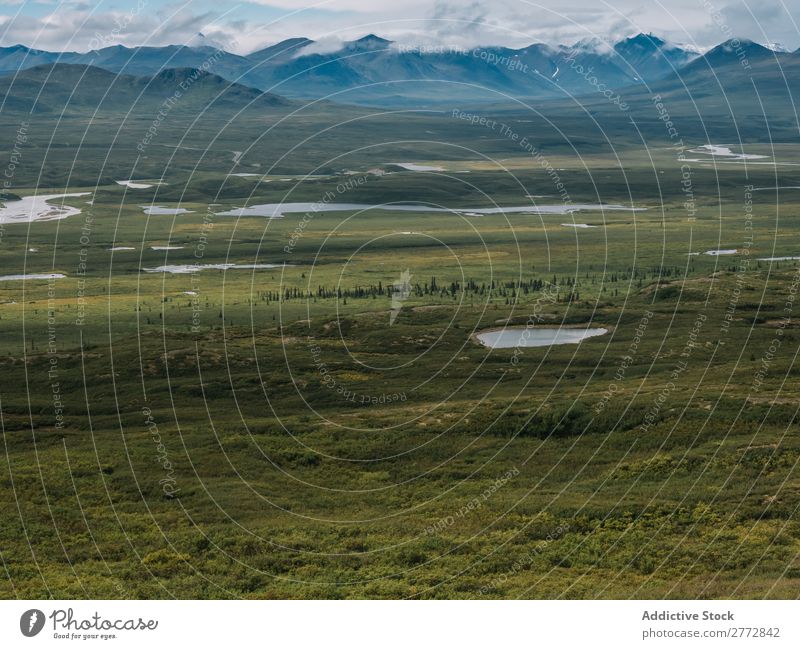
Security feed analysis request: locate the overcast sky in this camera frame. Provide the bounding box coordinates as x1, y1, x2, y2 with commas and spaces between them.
1, 0, 798, 54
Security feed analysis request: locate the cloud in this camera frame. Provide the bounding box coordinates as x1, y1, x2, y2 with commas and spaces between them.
293, 36, 344, 56
0, 4, 250, 53
243, 0, 431, 11
0, 0, 797, 55
690, 0, 799, 50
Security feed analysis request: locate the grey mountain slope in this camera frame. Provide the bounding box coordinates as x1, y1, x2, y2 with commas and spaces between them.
0, 33, 700, 103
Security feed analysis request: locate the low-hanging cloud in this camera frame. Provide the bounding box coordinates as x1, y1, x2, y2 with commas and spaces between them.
0, 0, 796, 56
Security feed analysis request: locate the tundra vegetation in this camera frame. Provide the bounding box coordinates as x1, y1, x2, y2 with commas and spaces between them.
0, 53, 799, 598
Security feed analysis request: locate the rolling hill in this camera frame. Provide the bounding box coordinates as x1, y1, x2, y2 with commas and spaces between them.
0, 33, 708, 105
0, 63, 289, 114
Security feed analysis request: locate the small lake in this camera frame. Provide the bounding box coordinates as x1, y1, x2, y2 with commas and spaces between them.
117, 180, 164, 189
393, 163, 446, 171
215, 202, 640, 218
143, 263, 284, 274
475, 326, 608, 349
688, 144, 767, 161
0, 192, 91, 224
0, 273, 65, 282
141, 205, 193, 215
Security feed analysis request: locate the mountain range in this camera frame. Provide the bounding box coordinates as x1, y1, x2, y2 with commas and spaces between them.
0, 33, 793, 106
0, 30, 798, 156
0, 33, 797, 188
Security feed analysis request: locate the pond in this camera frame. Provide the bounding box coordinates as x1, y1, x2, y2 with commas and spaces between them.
687, 144, 767, 161
0, 273, 66, 282
141, 205, 193, 215
475, 326, 608, 349
142, 263, 284, 274
0, 192, 92, 224
392, 163, 446, 171
215, 202, 640, 218
117, 180, 164, 189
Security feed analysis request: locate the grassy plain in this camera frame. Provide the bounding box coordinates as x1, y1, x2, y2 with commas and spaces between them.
1, 100, 799, 599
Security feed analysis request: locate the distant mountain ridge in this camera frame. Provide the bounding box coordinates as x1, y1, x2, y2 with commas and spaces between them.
0, 63, 289, 114
0, 33, 796, 106
0, 37, 797, 187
